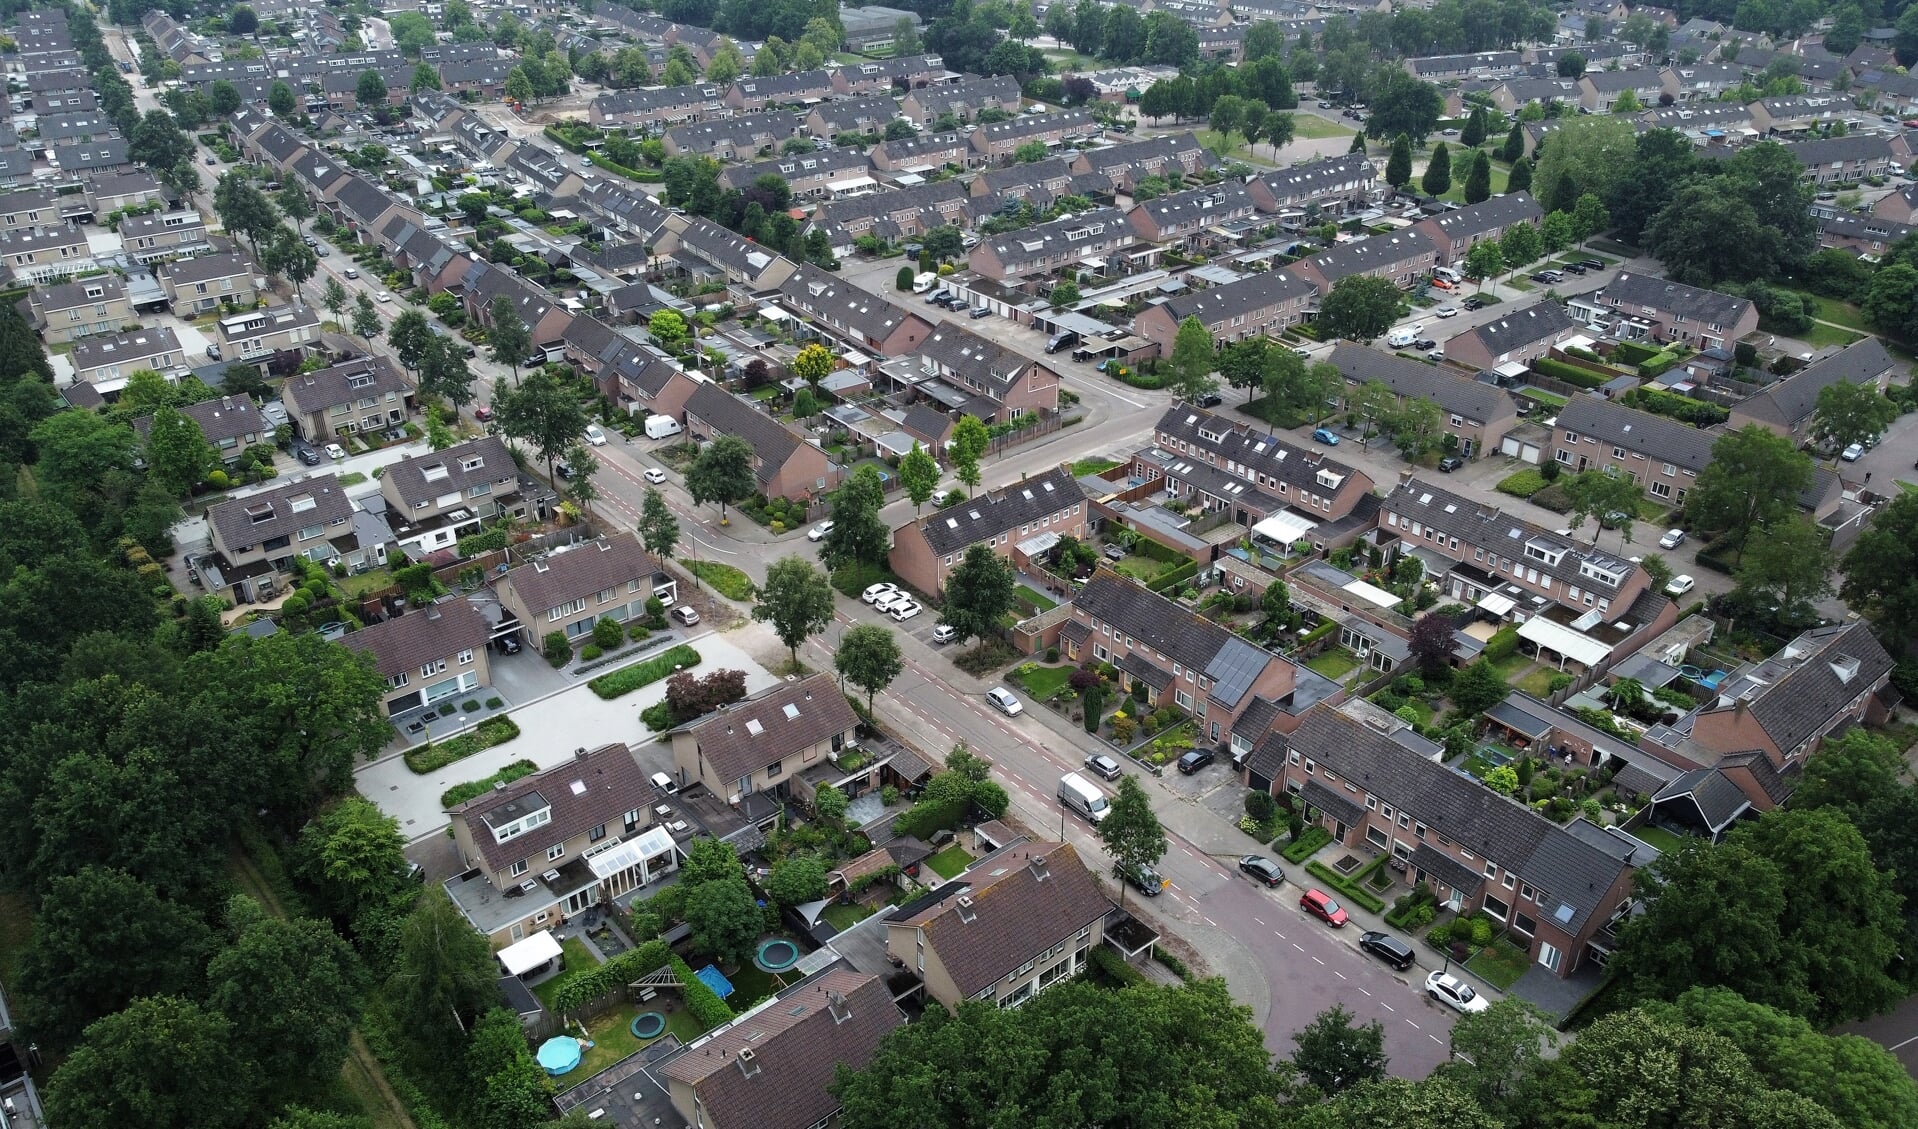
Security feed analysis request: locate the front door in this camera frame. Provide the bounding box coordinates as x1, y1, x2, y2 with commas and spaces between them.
1538, 941, 1563, 973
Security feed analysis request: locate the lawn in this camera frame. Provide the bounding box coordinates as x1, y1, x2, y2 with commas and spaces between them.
822, 902, 876, 931
1464, 936, 1531, 990
684, 559, 756, 600
723, 958, 798, 1010
532, 937, 601, 1011
1800, 321, 1863, 349
1012, 662, 1074, 701
927, 844, 974, 880
1505, 277, 1536, 292
1290, 115, 1358, 140
1442, 162, 1510, 204
1631, 824, 1689, 854
1458, 745, 1516, 779
1485, 653, 1535, 684
1071, 456, 1121, 476
1898, 479, 1918, 495
1797, 292, 1869, 332
1016, 585, 1058, 612
1515, 666, 1562, 698
1110, 554, 1175, 583
572, 1003, 706, 1079
341, 566, 395, 599
1306, 649, 1360, 680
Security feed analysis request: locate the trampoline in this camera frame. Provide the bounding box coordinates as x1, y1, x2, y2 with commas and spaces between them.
629, 1012, 666, 1040
536, 1036, 583, 1076
755, 938, 800, 973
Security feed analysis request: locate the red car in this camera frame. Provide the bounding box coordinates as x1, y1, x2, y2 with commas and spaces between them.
1299, 888, 1349, 927
473, 405, 494, 422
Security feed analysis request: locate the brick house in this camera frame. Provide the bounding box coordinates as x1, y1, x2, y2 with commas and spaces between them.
158, 251, 269, 315
1283, 229, 1437, 296
0, 223, 92, 283
118, 208, 212, 263
1784, 133, 1898, 184
25, 274, 131, 344
667, 672, 857, 808
967, 206, 1133, 282
204, 473, 356, 597
588, 83, 728, 128
807, 181, 980, 255
341, 596, 493, 716
1565, 270, 1758, 349
869, 131, 978, 174
661, 111, 807, 159
69, 326, 184, 393
906, 325, 1061, 421
806, 95, 900, 141
1442, 301, 1584, 371
1124, 181, 1256, 248
725, 69, 837, 111
379, 435, 525, 556
1243, 152, 1381, 217
889, 465, 1086, 596
1411, 192, 1544, 267
830, 53, 945, 94
496, 531, 678, 646
216, 303, 322, 364
1135, 269, 1316, 356
1728, 338, 1897, 440
683, 383, 839, 501
969, 158, 1108, 212
776, 262, 932, 358
1577, 68, 1664, 111
1325, 342, 1518, 458
134, 395, 271, 468
969, 109, 1096, 164
1068, 131, 1214, 194
1131, 404, 1378, 531
718, 149, 874, 199
900, 74, 1022, 125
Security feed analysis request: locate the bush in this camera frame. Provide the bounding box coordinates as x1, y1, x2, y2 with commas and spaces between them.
405, 715, 523, 774
1482, 624, 1520, 661
543, 631, 571, 667
1497, 469, 1547, 498
1244, 790, 1277, 823
1091, 946, 1148, 986
672, 954, 735, 1027
581, 643, 603, 661
550, 939, 673, 1015
1470, 917, 1494, 946
1280, 825, 1333, 863
588, 644, 702, 699
640, 701, 675, 731
880, 784, 900, 805
1155, 951, 1192, 981
1531, 357, 1611, 389
593, 616, 624, 649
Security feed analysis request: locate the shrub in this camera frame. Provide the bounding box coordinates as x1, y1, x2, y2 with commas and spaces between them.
441, 758, 539, 807
1538, 458, 1560, 482
588, 644, 702, 699
581, 644, 603, 661
593, 616, 624, 649
405, 715, 523, 773
1482, 624, 1520, 661
461, 699, 481, 712
1091, 946, 1147, 986
1428, 921, 1454, 946
1244, 790, 1277, 823
1531, 357, 1610, 389
640, 701, 674, 731
543, 631, 571, 667
1497, 470, 1547, 498
1045, 647, 1059, 662
1155, 951, 1192, 981
880, 784, 900, 805
673, 954, 735, 1027
1470, 917, 1494, 946
484, 697, 503, 709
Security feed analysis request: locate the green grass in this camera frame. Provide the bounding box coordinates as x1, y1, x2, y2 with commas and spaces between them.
1796, 292, 1869, 332
724, 958, 795, 1011
1290, 115, 1358, 140
1516, 667, 1561, 698
927, 844, 974, 880
822, 902, 876, 931
1485, 654, 1535, 684
571, 1003, 705, 1079
1464, 936, 1531, 990
587, 644, 703, 700
1012, 662, 1073, 700
532, 937, 600, 1011
1800, 321, 1863, 349
1071, 456, 1121, 476
1015, 584, 1058, 612
1505, 277, 1536, 292
1898, 480, 1918, 495
442, 758, 539, 808
341, 566, 395, 599
1442, 162, 1510, 204
684, 559, 756, 600
1631, 824, 1688, 853
1306, 649, 1360, 680
404, 715, 523, 774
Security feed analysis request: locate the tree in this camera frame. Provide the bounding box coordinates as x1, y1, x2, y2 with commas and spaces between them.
411, 62, 441, 92
836, 623, 903, 713
1691, 425, 1814, 560
663, 669, 748, 724
417, 335, 476, 412
1366, 70, 1444, 141
949, 414, 989, 497
387, 309, 433, 376
1570, 193, 1610, 247
1406, 613, 1455, 677
214, 173, 278, 256
1441, 998, 1556, 1118
1498, 220, 1543, 270
355, 69, 389, 108
792, 341, 834, 388
352, 291, 382, 340
295, 794, 408, 922
1734, 514, 1832, 617
684, 873, 762, 965
1449, 659, 1508, 717
685, 433, 755, 522
1507, 155, 1532, 193
1318, 274, 1404, 340
1098, 775, 1166, 908
1461, 240, 1505, 290
18, 866, 216, 1044
1292, 1003, 1387, 1096
269, 80, 297, 117
1261, 579, 1290, 625
496, 370, 587, 483
130, 110, 193, 171
1540, 210, 1575, 254
1501, 121, 1525, 163
264, 226, 318, 303
322, 276, 349, 322
1170, 315, 1219, 403
1610, 808, 1905, 1026
897, 441, 939, 515
832, 980, 1285, 1128
638, 487, 680, 563
649, 308, 690, 351
765, 856, 829, 908
1389, 396, 1445, 460
1462, 149, 1491, 204
1556, 51, 1586, 78
1810, 379, 1898, 454
1049, 279, 1080, 308
941, 543, 1015, 646
43, 996, 254, 1129
388, 888, 499, 1068
209, 79, 242, 117
1562, 469, 1642, 544
1532, 115, 1636, 214
208, 912, 365, 1094
487, 294, 532, 383
1840, 490, 1918, 639
753, 555, 835, 670
1385, 132, 1413, 189
1421, 141, 1452, 196
144, 406, 217, 497
820, 465, 889, 588
1209, 93, 1248, 149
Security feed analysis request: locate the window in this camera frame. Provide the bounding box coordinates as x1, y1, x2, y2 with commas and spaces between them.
547, 843, 565, 861
456, 649, 474, 664
420, 660, 446, 677
766, 759, 784, 778
509, 859, 528, 877
1176, 689, 1193, 709
589, 823, 606, 842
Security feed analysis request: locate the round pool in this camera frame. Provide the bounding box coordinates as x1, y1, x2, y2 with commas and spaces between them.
754, 938, 800, 972
630, 1012, 666, 1040
536, 1036, 582, 1076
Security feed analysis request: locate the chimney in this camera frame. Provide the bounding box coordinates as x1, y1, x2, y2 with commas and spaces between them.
575, 746, 588, 760
1028, 855, 1050, 882
735, 1047, 760, 1078
493, 780, 509, 792
827, 990, 851, 1025
955, 895, 977, 924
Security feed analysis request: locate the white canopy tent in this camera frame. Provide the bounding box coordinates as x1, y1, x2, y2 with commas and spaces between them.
1518, 616, 1612, 669
1251, 512, 1319, 547
1477, 591, 1517, 617
497, 929, 563, 977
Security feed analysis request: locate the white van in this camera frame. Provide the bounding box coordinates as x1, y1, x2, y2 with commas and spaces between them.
1058, 772, 1110, 824
1432, 266, 1461, 284
1386, 324, 1423, 348
912, 271, 938, 293
643, 415, 683, 440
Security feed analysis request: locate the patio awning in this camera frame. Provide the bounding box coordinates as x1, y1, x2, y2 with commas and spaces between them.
586, 824, 676, 880
1342, 579, 1402, 610
1251, 511, 1319, 546
1518, 616, 1611, 668
1477, 591, 1516, 616
758, 305, 790, 321
497, 929, 563, 976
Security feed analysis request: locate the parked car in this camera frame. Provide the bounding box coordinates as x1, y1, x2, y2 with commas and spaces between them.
493, 634, 522, 655
1299, 889, 1350, 927
1238, 855, 1285, 887
1117, 860, 1168, 896
1578, 258, 1603, 271
1561, 262, 1585, 275
1359, 930, 1416, 971
1437, 455, 1464, 472
1176, 748, 1215, 774
931, 623, 957, 644
643, 467, 667, 484
808, 520, 834, 541
1311, 427, 1340, 446
1529, 272, 1557, 284
1413, 338, 1437, 351
888, 600, 921, 622
1084, 753, 1122, 781
292, 442, 322, 466
1842, 442, 1866, 461
862, 582, 900, 604
970, 306, 991, 319
343, 268, 359, 279
206, 343, 222, 360
1462, 296, 1486, 311
584, 424, 607, 446
1658, 528, 1686, 549
1434, 305, 1458, 318
873, 592, 912, 614
672, 605, 700, 626
924, 290, 947, 304
1426, 971, 1490, 1013
472, 405, 492, 422
1665, 574, 1695, 596
986, 686, 1022, 716
324, 442, 346, 460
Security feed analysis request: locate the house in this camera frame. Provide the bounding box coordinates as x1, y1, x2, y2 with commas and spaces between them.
806, 95, 900, 140
0, 186, 87, 232
342, 596, 493, 717
205, 474, 356, 594
664, 217, 799, 290
1246, 704, 1641, 979
970, 158, 1108, 212
594, 340, 706, 418
1134, 269, 1316, 356
885, 838, 1111, 1010
1872, 182, 1918, 224
1747, 95, 1854, 134
495, 531, 678, 646
379, 435, 525, 555
889, 465, 1086, 596
900, 74, 1022, 125
1407, 50, 1524, 79
667, 673, 858, 812
439, 57, 513, 98
969, 109, 1097, 164
216, 303, 322, 364
1132, 404, 1378, 530
658, 968, 903, 1129
589, 83, 729, 128
49, 136, 132, 180
25, 274, 131, 343
806, 181, 979, 254
445, 743, 677, 947
967, 206, 1134, 282
1661, 61, 1746, 101
1550, 395, 1711, 508
661, 111, 807, 159
829, 53, 945, 95
1565, 270, 1758, 350
1325, 342, 1518, 458
463, 262, 576, 349
1283, 229, 1438, 295
718, 148, 873, 198
1124, 181, 1256, 247
84, 170, 167, 216
1068, 132, 1214, 194
869, 130, 978, 174
1783, 134, 1897, 184
907, 324, 1061, 421
135, 395, 271, 467
1491, 76, 1582, 114
382, 219, 476, 295
683, 382, 838, 501
725, 69, 837, 111
776, 262, 932, 358
118, 208, 211, 262
158, 251, 269, 315
0, 223, 91, 283
281, 354, 412, 442
1442, 301, 1583, 371
1243, 152, 1381, 218
1818, 212, 1916, 259
68, 326, 184, 393
1728, 337, 1897, 440
1411, 192, 1544, 267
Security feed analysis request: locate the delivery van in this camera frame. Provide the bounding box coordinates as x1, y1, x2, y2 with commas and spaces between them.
1386, 324, 1423, 348
1058, 772, 1111, 824
642, 415, 683, 440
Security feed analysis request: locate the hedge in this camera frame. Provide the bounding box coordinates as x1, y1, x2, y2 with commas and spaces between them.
588, 644, 702, 699
1144, 558, 1199, 594
1091, 945, 1148, 986
1299, 619, 1339, 647
405, 715, 522, 774
1280, 826, 1333, 863
550, 939, 673, 1015
1482, 624, 1520, 661
442, 758, 539, 808
893, 795, 971, 840
1638, 350, 1684, 378
1305, 858, 1388, 914
1612, 340, 1660, 365
1622, 386, 1727, 427
671, 954, 735, 1027
457, 527, 510, 557
1532, 357, 1611, 389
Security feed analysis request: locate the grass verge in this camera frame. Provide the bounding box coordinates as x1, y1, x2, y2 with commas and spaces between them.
441, 758, 539, 808
1071, 456, 1121, 476
684, 560, 755, 600
404, 715, 522, 774
588, 644, 702, 700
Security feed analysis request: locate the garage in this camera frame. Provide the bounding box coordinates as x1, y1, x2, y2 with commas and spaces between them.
1500, 436, 1542, 464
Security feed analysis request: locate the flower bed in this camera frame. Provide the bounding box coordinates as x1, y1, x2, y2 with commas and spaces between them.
1304, 857, 1388, 913
1280, 826, 1333, 863
588, 645, 702, 700
441, 759, 539, 808
405, 715, 522, 774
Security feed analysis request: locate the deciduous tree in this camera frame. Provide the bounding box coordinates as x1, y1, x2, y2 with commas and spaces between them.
1098, 775, 1166, 908
792, 342, 834, 388
487, 294, 532, 383
685, 433, 754, 521
1840, 490, 1918, 638
940, 543, 1014, 646
1690, 425, 1814, 560
753, 555, 835, 669
897, 441, 939, 514
820, 465, 889, 587
388, 888, 499, 1070
1170, 315, 1219, 403
293, 796, 409, 922
950, 413, 989, 496
1734, 513, 1832, 617
1292, 1003, 1387, 1096
208, 909, 366, 1095
43, 996, 255, 1129
638, 486, 679, 562
496, 369, 587, 483
1318, 274, 1404, 340
1810, 379, 1898, 454
144, 406, 216, 497
836, 623, 903, 713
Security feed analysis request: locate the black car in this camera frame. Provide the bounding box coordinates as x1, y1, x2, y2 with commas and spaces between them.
1412, 338, 1437, 351
1561, 262, 1586, 275
292, 442, 322, 466
1195, 392, 1223, 408
1359, 930, 1416, 971
1578, 258, 1604, 271
494, 634, 522, 655
1437, 455, 1465, 472
1238, 855, 1285, 888
1462, 296, 1486, 311
555, 459, 574, 479
1176, 748, 1215, 775
1116, 861, 1167, 896
1529, 272, 1557, 284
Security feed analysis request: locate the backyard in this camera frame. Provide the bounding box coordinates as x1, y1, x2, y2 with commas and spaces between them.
532, 936, 600, 1012
569, 1002, 706, 1079
1305, 648, 1360, 681
821, 901, 876, 931
926, 844, 974, 880
1630, 824, 1688, 854
1442, 161, 1511, 204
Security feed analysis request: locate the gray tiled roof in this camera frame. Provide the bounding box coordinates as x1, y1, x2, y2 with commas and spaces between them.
1153, 404, 1365, 500
1410, 842, 1483, 894
906, 73, 1019, 116
1248, 151, 1378, 205
1073, 573, 1273, 709
1735, 338, 1896, 428
809, 94, 900, 134
1651, 766, 1751, 832
898, 840, 1111, 997
729, 68, 836, 100
1459, 300, 1580, 356
340, 595, 490, 679
872, 130, 972, 163
1416, 191, 1542, 243
161, 250, 256, 286
1300, 778, 1365, 825
448, 742, 653, 873
1157, 269, 1316, 328
719, 147, 869, 190
675, 673, 856, 784
1130, 181, 1255, 232
499, 531, 664, 618
972, 108, 1095, 146
1784, 133, 1894, 166
382, 435, 515, 508
1326, 342, 1513, 422
207, 473, 353, 552
1383, 477, 1642, 594
1555, 395, 1714, 473
1073, 131, 1212, 179
282, 354, 409, 413
777, 262, 923, 345
1286, 228, 1435, 284
1588, 271, 1754, 331
915, 324, 1034, 393
663, 109, 805, 151
911, 465, 1084, 556
1724, 622, 1895, 755
684, 383, 806, 486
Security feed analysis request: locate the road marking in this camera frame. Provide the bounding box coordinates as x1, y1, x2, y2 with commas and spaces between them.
1430, 1034, 1445, 1045
1889, 1034, 1918, 1052
1356, 986, 1371, 996
1379, 1002, 1393, 1012
1311, 956, 1324, 966
1202, 916, 1216, 926
1291, 943, 1304, 952
1333, 970, 1346, 980
1405, 1020, 1420, 1031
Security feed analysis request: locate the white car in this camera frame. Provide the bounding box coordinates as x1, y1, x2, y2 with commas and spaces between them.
888, 600, 921, 622
931, 623, 957, 644
585, 424, 607, 446
1665, 574, 1696, 596
808, 520, 834, 542
1658, 528, 1686, 550
1434, 305, 1459, 318
986, 686, 1022, 716
324, 442, 346, 460
643, 467, 667, 484
375, 291, 394, 303
672, 605, 700, 626
343, 267, 359, 279
1841, 442, 1865, 461
861, 582, 899, 605
1426, 971, 1489, 1014
873, 592, 912, 614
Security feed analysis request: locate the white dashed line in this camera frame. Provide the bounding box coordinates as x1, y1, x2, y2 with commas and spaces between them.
1379, 1002, 1394, 1012
1333, 970, 1346, 980
1356, 987, 1372, 996
1430, 1035, 1445, 1045
1253, 918, 1266, 926
1202, 917, 1216, 926
1405, 1020, 1420, 1030
1311, 956, 1324, 966
1291, 943, 1305, 952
